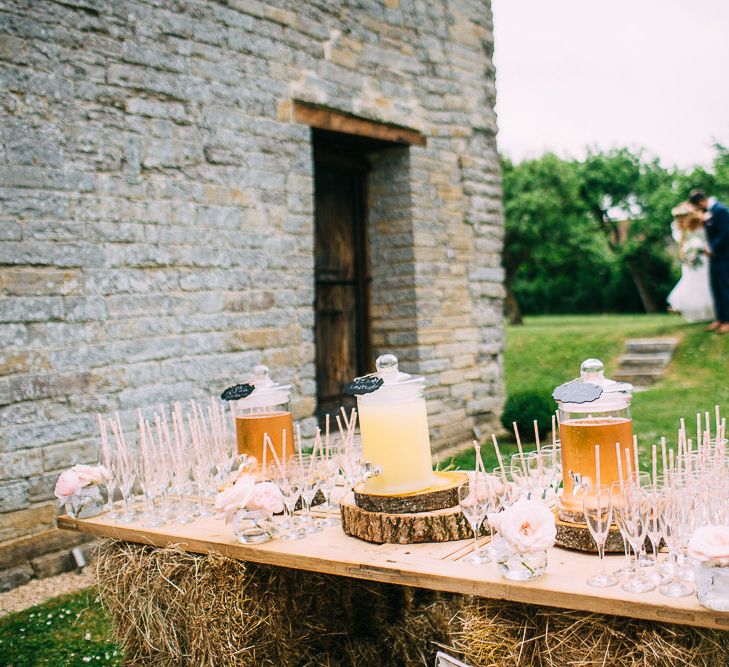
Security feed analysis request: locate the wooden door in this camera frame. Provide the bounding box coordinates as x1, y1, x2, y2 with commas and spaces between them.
314, 152, 372, 420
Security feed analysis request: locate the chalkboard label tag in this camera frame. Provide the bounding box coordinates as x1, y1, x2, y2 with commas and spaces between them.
343, 375, 384, 395
221, 383, 255, 401
552, 381, 603, 404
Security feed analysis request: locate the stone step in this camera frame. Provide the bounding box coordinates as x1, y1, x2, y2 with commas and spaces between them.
613, 369, 664, 385
617, 353, 672, 369
624, 338, 680, 354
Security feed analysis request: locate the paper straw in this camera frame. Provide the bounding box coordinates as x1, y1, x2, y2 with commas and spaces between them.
551, 414, 557, 447
296, 423, 303, 468
262, 431, 268, 477
632, 435, 639, 479
660, 436, 668, 481
652, 444, 657, 492
697, 413, 702, 450
325, 414, 330, 459
669, 449, 674, 481
594, 444, 601, 489
491, 434, 505, 476
513, 422, 527, 474
625, 448, 633, 482
340, 406, 350, 432
263, 433, 285, 479
533, 420, 541, 454
716, 405, 722, 441
615, 442, 624, 489
282, 427, 287, 467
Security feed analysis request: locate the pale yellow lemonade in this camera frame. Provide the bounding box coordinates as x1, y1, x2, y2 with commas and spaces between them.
358, 396, 435, 494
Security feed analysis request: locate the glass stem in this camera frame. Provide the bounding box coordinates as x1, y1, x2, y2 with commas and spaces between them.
472, 522, 480, 557
598, 541, 606, 575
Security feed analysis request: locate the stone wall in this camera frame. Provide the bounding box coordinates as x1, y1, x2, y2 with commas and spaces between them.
0, 0, 504, 585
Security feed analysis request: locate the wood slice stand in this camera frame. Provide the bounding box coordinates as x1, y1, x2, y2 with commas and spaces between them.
340, 495, 484, 544
555, 513, 625, 553
342, 471, 476, 544
352, 471, 465, 514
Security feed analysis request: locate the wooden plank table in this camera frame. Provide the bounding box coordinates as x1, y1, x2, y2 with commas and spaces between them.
58, 505, 729, 632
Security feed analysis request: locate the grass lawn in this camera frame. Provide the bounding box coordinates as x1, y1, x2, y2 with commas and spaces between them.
451, 313, 728, 471
0, 588, 119, 667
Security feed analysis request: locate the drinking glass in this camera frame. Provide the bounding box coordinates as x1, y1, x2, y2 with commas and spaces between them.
525, 452, 548, 500
540, 445, 562, 501
299, 454, 324, 533
582, 485, 617, 587
116, 447, 139, 524
274, 458, 305, 541
316, 454, 342, 527
493, 466, 522, 508
617, 484, 655, 593
459, 475, 493, 564
659, 482, 694, 597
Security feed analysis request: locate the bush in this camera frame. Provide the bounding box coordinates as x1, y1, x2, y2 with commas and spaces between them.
500, 391, 557, 438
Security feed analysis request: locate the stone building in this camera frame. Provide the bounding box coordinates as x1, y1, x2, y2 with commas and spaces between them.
0, 0, 504, 588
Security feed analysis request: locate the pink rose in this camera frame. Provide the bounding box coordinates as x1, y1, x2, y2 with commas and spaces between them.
215, 475, 256, 523
72, 464, 110, 485
689, 525, 729, 565
247, 482, 284, 514
488, 498, 556, 553
55, 470, 83, 502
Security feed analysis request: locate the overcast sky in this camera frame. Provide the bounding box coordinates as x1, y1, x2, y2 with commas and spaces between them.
492, 0, 729, 169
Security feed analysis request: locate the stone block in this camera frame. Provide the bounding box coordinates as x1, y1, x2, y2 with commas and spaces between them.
0, 503, 56, 544
30, 549, 75, 579
0, 527, 91, 570
0, 480, 29, 513
0, 563, 32, 592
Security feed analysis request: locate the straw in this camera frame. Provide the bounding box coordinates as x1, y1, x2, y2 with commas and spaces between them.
550, 415, 557, 469
632, 435, 639, 479
325, 414, 330, 459
473, 440, 486, 477
615, 442, 624, 490
651, 444, 657, 492
263, 433, 285, 480
296, 423, 303, 468
512, 422, 527, 474
282, 428, 287, 467
491, 434, 505, 477
533, 420, 541, 454
594, 444, 601, 489
716, 405, 722, 442
669, 448, 675, 480
340, 406, 350, 432
625, 448, 633, 482
660, 436, 668, 481
262, 432, 268, 478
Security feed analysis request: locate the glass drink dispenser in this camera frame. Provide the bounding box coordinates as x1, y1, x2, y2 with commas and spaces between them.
356, 354, 436, 494
554, 359, 633, 520
232, 365, 293, 471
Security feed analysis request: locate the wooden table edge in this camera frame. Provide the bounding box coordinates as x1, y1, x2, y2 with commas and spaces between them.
58, 516, 729, 631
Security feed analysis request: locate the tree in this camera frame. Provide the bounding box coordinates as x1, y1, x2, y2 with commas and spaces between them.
578, 149, 676, 312
501, 154, 589, 324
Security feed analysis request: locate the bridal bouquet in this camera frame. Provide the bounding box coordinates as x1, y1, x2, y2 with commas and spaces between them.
214, 474, 283, 523
682, 237, 705, 269
54, 464, 110, 519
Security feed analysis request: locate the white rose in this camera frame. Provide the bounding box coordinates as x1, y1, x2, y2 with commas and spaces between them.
689, 525, 729, 565
247, 482, 284, 514
215, 474, 256, 523
488, 498, 556, 554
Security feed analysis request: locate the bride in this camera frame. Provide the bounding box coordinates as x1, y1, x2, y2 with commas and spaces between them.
667, 202, 714, 323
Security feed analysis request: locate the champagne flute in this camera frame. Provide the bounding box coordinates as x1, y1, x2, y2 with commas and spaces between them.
459, 475, 492, 564
274, 457, 304, 541
582, 485, 617, 587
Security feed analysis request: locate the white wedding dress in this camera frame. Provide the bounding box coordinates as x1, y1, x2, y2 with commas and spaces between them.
667, 224, 714, 323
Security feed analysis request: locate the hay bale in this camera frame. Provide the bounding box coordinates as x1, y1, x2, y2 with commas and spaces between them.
452, 598, 729, 667
94, 539, 464, 666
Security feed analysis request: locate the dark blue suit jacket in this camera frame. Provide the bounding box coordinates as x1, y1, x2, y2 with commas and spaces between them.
706, 200, 729, 266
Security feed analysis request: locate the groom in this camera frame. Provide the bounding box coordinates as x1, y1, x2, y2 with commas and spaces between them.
689, 189, 729, 334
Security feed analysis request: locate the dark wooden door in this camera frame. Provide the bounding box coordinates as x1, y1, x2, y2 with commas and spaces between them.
314, 152, 372, 420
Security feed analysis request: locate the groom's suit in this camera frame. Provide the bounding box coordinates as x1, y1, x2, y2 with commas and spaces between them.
706, 199, 729, 323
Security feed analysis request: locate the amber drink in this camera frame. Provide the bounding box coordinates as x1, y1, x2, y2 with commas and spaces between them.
559, 417, 632, 513
230, 364, 292, 478
235, 412, 294, 467
553, 359, 634, 523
